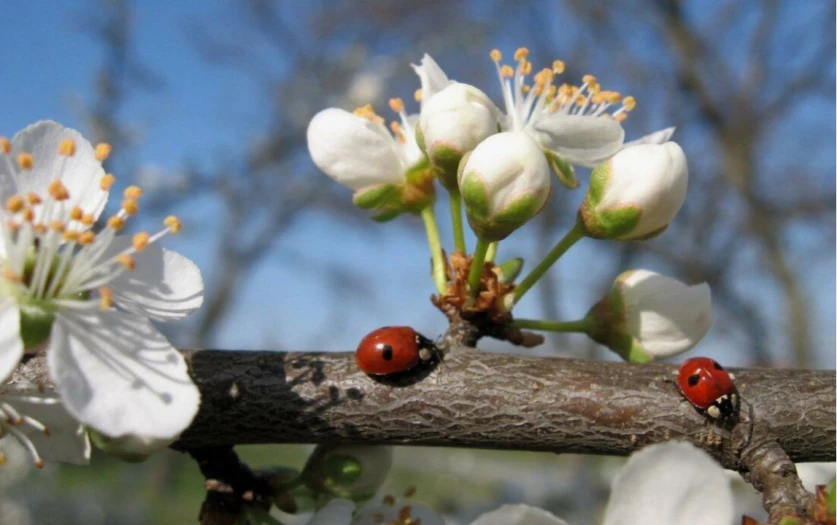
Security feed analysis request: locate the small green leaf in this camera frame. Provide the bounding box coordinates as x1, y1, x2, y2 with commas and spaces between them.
545, 150, 578, 189
495, 258, 524, 284
352, 184, 398, 210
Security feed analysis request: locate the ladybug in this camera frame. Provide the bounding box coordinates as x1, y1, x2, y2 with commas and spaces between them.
677, 357, 739, 419
355, 326, 438, 376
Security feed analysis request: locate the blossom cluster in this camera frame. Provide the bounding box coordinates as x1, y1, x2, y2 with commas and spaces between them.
307, 48, 711, 361
0, 121, 204, 467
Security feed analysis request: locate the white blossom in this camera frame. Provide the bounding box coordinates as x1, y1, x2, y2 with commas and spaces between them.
579, 141, 688, 240
0, 120, 203, 463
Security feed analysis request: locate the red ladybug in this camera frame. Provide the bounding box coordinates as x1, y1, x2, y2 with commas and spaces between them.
355, 326, 437, 376
677, 357, 738, 419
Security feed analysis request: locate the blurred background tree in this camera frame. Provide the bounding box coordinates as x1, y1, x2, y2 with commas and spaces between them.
2, 0, 833, 523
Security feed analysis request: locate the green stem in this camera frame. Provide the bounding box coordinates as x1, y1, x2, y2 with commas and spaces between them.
512, 318, 590, 333
467, 238, 491, 300
420, 205, 448, 296
449, 189, 466, 254
513, 221, 585, 305
485, 241, 498, 263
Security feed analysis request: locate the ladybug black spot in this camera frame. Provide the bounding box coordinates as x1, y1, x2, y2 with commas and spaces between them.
688, 374, 701, 387
380, 344, 394, 361
713, 361, 724, 371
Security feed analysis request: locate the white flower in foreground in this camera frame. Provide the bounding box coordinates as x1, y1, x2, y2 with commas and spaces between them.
458, 131, 550, 241
488, 47, 632, 188
0, 384, 90, 467
586, 269, 712, 362
0, 120, 203, 461
307, 101, 434, 221
309, 442, 733, 525
578, 141, 688, 240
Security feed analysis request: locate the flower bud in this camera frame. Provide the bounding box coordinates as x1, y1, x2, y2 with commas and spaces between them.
458, 131, 550, 241
301, 444, 393, 502
418, 83, 499, 187
585, 269, 712, 362
578, 142, 687, 240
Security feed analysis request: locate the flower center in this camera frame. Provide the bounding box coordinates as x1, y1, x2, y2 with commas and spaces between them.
0, 137, 183, 340
490, 47, 637, 131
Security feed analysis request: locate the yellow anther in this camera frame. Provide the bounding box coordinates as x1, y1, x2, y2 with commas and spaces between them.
592, 92, 606, 104
124, 185, 143, 199
388, 98, 404, 113
403, 486, 417, 498
589, 83, 601, 94
552, 60, 565, 74
132, 232, 150, 252
622, 96, 636, 111
576, 95, 588, 106
26, 192, 42, 206
99, 287, 113, 311
62, 230, 79, 243
100, 173, 116, 191
81, 213, 95, 226
614, 112, 628, 122
500, 65, 514, 78
521, 84, 531, 94
520, 60, 532, 75
16, 153, 34, 170
35, 459, 44, 469
513, 47, 529, 61
6, 220, 19, 233
414, 88, 423, 102
107, 216, 125, 231
0, 137, 10, 154
95, 142, 112, 161
605, 91, 622, 104
352, 104, 384, 125
33, 223, 47, 235
389, 122, 405, 143
58, 138, 76, 157
79, 231, 96, 245
2, 267, 22, 283
547, 84, 557, 98
22, 208, 34, 223
164, 215, 182, 233
122, 198, 139, 216
398, 506, 413, 522
48, 180, 70, 201
0, 452, 5, 465
117, 254, 136, 271
70, 206, 83, 221
382, 494, 396, 506
50, 220, 65, 233
5, 196, 24, 214
582, 74, 597, 85
489, 49, 502, 62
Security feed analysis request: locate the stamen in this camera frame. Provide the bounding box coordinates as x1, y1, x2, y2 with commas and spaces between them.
164, 215, 182, 233
49, 220, 65, 233
520, 60, 532, 75
1, 403, 22, 425
16, 153, 34, 170
622, 96, 636, 111
0, 137, 10, 154
514, 47, 529, 61
81, 213, 95, 226
33, 223, 47, 235
0, 451, 5, 465
100, 173, 116, 191
389, 122, 405, 143
414, 89, 423, 102
122, 198, 139, 216
490, 49, 502, 62
353, 104, 384, 125
552, 60, 565, 74
388, 98, 405, 113
48, 180, 70, 201
99, 287, 113, 311
2, 268, 22, 283
58, 139, 76, 157
5, 196, 24, 214
26, 192, 42, 206
116, 254, 135, 271
403, 486, 417, 498
383, 494, 396, 506
70, 206, 83, 221
79, 231, 96, 245
124, 185, 143, 199
500, 65, 514, 78
62, 231, 79, 243
107, 216, 125, 231
132, 232, 150, 252
22, 208, 34, 223
95, 142, 112, 161
398, 506, 413, 522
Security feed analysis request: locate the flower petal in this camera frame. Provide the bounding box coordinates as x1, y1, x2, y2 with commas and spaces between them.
470, 504, 572, 525
622, 127, 676, 148
307, 108, 404, 190
603, 441, 733, 525
104, 236, 204, 322
0, 387, 91, 465
411, 54, 451, 105
9, 121, 109, 224
0, 300, 22, 383
305, 499, 355, 525
530, 114, 624, 167
48, 310, 200, 440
